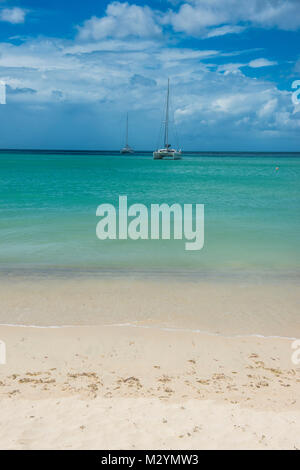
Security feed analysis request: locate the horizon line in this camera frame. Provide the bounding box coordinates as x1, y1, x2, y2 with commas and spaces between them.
0, 148, 299, 154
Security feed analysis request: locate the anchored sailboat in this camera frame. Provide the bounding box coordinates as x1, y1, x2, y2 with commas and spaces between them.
153, 79, 182, 160
121, 112, 134, 154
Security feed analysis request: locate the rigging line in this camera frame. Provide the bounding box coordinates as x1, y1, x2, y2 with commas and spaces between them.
164, 78, 170, 148
156, 120, 164, 150
156, 87, 168, 149
125, 112, 128, 147
169, 89, 181, 150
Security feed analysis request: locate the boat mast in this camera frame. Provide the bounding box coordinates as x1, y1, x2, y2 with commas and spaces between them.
126, 112, 129, 147
164, 78, 170, 149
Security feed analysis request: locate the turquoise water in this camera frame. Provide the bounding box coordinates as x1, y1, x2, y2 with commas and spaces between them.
1, 151, 300, 275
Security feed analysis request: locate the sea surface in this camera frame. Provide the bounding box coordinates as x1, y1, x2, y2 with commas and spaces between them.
1, 150, 300, 280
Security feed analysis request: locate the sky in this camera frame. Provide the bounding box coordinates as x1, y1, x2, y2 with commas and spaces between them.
0, 0, 299, 151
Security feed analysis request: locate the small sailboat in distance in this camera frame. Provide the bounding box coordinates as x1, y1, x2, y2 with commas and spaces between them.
120, 112, 134, 154
153, 79, 182, 160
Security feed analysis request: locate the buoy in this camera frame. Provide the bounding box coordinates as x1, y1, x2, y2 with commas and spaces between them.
276, 167, 279, 170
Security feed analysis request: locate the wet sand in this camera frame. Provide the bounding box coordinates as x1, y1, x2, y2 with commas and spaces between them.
0, 276, 299, 337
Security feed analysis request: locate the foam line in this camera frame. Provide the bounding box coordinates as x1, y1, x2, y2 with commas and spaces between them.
0, 322, 297, 341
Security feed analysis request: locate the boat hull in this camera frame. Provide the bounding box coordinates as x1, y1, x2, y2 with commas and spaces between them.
120, 148, 134, 154
153, 151, 182, 160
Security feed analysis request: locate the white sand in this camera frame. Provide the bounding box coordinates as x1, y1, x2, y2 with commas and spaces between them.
0, 323, 299, 450
1, 396, 299, 450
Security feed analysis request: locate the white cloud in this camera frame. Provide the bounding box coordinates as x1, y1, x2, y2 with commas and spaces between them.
248, 58, 278, 68
166, 0, 300, 36
77, 1, 161, 40
73, 1, 300, 44
0, 19, 298, 147
217, 58, 278, 75
0, 7, 26, 24
217, 63, 244, 75
205, 25, 246, 38
257, 98, 278, 117
212, 93, 255, 114
64, 39, 158, 55
157, 48, 219, 62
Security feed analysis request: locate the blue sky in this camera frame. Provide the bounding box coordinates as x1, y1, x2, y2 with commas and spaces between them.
0, 0, 299, 150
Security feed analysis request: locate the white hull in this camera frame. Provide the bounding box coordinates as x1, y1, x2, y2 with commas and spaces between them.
120, 147, 134, 154
153, 150, 182, 160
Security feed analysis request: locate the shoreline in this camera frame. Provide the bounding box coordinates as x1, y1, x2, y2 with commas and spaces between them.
1, 266, 300, 282
0, 276, 299, 337
0, 322, 298, 342
1, 274, 299, 449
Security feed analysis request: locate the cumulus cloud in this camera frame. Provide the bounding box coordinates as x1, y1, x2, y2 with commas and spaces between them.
75, 1, 300, 43
217, 63, 244, 75
0, 4, 298, 149
174, 73, 300, 144
0, 7, 26, 24
0, 37, 297, 132
166, 0, 300, 36
257, 98, 278, 117
77, 2, 161, 40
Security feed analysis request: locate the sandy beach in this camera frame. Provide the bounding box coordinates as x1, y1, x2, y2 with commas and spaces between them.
0, 277, 299, 450
1, 0, 300, 451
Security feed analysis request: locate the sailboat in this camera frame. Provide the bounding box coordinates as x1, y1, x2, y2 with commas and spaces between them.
120, 112, 134, 154
153, 79, 182, 160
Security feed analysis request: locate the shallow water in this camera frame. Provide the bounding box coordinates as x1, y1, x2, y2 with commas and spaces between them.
1, 151, 300, 277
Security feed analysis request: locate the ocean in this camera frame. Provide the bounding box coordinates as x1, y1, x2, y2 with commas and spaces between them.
1, 150, 300, 280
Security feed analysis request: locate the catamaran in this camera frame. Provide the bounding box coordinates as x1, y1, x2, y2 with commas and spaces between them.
120, 112, 134, 154
153, 79, 182, 160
